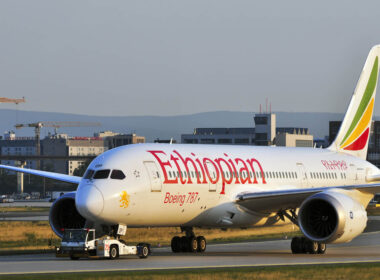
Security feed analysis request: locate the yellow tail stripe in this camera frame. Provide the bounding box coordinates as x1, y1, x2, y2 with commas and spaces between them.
341, 98, 374, 148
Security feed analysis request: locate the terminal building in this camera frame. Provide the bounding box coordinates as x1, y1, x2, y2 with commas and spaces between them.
42, 135, 106, 175
0, 131, 145, 176
181, 128, 255, 145
42, 132, 145, 175
0, 131, 37, 169
181, 113, 313, 147
102, 133, 145, 150
274, 128, 313, 147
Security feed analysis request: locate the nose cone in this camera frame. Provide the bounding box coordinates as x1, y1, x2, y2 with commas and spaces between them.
76, 184, 104, 220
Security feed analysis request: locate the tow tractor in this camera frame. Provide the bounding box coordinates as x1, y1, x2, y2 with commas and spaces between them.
55, 225, 150, 260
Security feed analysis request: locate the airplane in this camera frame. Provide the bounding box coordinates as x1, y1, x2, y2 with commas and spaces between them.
2, 45, 380, 255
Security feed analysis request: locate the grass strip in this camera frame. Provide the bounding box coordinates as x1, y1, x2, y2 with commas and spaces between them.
2, 262, 380, 280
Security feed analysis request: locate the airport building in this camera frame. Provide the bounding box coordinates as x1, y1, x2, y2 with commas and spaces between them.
0, 131, 37, 169
181, 113, 313, 147
0, 130, 146, 176
42, 135, 106, 175
274, 128, 313, 147
253, 113, 276, 145
43, 132, 145, 174
104, 133, 145, 150
181, 127, 255, 145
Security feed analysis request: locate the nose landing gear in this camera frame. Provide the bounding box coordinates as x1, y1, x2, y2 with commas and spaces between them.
171, 227, 206, 253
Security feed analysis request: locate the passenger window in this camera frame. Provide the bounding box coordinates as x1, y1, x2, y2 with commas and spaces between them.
84, 169, 94, 179
111, 170, 126, 180
93, 169, 110, 179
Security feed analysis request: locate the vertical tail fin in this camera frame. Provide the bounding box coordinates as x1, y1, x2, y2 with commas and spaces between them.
329, 45, 380, 159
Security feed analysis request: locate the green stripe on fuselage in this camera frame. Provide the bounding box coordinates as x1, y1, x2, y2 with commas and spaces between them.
340, 57, 379, 146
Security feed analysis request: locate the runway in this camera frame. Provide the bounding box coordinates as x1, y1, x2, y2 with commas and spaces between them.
1, 231, 380, 275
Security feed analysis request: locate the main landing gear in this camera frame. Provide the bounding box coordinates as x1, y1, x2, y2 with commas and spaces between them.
278, 209, 327, 255
171, 227, 206, 253
291, 237, 326, 254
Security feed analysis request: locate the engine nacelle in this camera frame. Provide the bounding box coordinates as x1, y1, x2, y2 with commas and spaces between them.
49, 192, 86, 238
298, 190, 367, 244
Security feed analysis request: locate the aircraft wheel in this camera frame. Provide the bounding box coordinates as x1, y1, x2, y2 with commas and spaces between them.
197, 236, 206, 252
306, 240, 319, 254
171, 236, 181, 253
291, 237, 302, 254
318, 243, 327, 254
180, 236, 188, 252
188, 237, 198, 253
109, 245, 119, 260
70, 255, 79, 260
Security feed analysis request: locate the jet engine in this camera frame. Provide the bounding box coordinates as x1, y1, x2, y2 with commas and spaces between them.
49, 192, 86, 238
298, 190, 367, 244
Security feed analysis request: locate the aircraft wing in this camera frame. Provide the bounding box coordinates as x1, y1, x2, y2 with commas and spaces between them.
0, 164, 81, 184
235, 184, 380, 213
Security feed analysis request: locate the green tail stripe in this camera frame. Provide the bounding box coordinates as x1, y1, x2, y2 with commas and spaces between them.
340, 57, 379, 145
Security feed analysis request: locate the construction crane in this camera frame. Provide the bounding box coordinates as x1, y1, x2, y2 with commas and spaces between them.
0, 97, 25, 104
14, 121, 101, 169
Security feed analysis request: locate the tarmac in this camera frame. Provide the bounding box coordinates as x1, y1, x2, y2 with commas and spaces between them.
0, 231, 380, 275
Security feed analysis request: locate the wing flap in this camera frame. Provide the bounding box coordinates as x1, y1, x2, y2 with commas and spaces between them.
236, 184, 380, 213
0, 164, 81, 184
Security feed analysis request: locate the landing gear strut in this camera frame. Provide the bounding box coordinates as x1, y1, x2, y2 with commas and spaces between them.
278, 209, 327, 254
171, 227, 206, 253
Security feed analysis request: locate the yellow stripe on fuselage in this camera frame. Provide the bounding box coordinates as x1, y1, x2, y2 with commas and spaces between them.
341, 98, 374, 148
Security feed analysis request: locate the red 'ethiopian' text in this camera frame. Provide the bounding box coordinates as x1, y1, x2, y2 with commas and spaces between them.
148, 150, 266, 195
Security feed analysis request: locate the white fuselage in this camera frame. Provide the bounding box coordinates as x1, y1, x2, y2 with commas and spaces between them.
75, 143, 378, 228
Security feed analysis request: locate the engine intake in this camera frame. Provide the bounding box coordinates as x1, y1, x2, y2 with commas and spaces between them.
298, 191, 367, 244
49, 192, 86, 238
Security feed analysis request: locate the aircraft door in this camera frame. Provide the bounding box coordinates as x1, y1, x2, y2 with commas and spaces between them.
144, 161, 162, 192
348, 164, 356, 182
296, 163, 309, 187
356, 168, 365, 182
205, 162, 218, 192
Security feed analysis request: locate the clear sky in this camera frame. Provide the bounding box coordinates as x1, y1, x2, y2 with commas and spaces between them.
0, 1, 380, 116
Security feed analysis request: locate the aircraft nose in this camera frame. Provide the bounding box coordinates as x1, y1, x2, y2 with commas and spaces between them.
76, 184, 104, 220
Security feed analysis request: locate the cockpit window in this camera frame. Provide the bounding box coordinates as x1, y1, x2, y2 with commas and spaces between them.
93, 169, 110, 179
84, 169, 94, 179
111, 170, 126, 180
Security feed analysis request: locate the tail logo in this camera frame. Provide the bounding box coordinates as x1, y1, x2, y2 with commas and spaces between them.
340, 57, 378, 151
